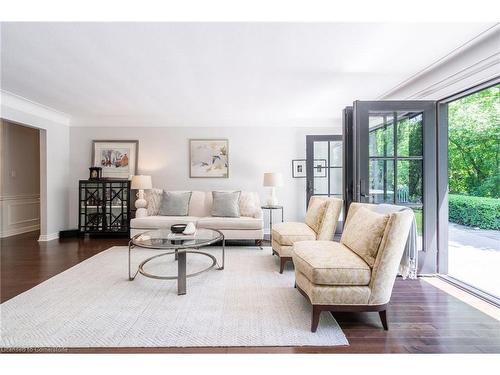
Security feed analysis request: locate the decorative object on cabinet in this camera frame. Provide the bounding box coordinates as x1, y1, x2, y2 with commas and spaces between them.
131, 175, 152, 218
189, 139, 228, 178
89, 166, 102, 180
79, 179, 131, 236
92, 140, 138, 179
263, 172, 283, 206
292, 159, 306, 178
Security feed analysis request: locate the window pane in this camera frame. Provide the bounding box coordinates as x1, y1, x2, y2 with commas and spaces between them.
369, 113, 394, 157
313, 174, 328, 195
397, 160, 423, 204
329, 141, 342, 167
313, 141, 328, 160
329, 168, 342, 195
397, 113, 423, 157
369, 159, 394, 203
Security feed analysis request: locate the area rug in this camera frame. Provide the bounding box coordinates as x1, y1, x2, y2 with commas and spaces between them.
0, 246, 348, 347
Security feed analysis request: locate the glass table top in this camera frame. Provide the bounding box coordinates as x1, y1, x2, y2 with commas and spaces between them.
131, 228, 223, 249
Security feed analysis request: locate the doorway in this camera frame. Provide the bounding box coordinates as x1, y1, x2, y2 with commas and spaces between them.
306, 135, 343, 228
438, 81, 500, 302
0, 120, 41, 238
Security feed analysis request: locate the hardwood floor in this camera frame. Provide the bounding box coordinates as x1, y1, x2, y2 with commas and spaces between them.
1, 231, 499, 353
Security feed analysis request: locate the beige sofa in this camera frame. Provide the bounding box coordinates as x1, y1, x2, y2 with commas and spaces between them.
271, 196, 343, 273
292, 202, 413, 332
130, 190, 264, 242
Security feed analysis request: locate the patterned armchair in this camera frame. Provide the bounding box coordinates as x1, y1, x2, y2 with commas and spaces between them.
271, 196, 342, 273
292, 202, 413, 331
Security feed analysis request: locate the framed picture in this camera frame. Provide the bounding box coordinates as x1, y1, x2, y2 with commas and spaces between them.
189, 139, 229, 178
92, 140, 138, 179
292, 159, 306, 178
313, 159, 327, 178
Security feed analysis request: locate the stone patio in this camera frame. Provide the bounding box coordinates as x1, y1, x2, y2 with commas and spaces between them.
448, 223, 500, 298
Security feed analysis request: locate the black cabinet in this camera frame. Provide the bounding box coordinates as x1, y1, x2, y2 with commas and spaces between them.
79, 179, 131, 236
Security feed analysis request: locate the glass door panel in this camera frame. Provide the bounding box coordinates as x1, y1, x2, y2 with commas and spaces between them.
306, 135, 344, 232
353, 100, 436, 273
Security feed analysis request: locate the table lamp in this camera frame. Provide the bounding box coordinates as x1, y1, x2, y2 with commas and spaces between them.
131, 175, 152, 218
263, 172, 283, 206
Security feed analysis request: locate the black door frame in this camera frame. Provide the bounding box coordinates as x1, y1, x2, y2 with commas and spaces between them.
306, 134, 343, 209
352, 100, 437, 274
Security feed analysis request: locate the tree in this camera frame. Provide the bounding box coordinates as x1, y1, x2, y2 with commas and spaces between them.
448, 85, 500, 198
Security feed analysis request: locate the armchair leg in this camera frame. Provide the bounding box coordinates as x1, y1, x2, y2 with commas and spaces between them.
279, 258, 286, 274
379, 310, 388, 330
311, 305, 321, 332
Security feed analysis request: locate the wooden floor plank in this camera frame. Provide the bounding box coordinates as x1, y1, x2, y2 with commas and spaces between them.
1, 230, 499, 354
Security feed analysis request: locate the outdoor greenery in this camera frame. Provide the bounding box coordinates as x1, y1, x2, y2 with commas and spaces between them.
447, 85, 499, 229
449, 194, 500, 230
448, 85, 499, 198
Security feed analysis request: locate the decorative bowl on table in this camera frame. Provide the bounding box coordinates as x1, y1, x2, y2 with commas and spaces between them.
171, 224, 187, 234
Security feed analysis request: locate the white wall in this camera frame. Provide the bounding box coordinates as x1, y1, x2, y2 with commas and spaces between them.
1, 91, 71, 241
0, 120, 41, 237
68, 126, 339, 231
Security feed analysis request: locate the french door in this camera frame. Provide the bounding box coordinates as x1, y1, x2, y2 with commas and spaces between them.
352, 101, 437, 274
306, 135, 343, 228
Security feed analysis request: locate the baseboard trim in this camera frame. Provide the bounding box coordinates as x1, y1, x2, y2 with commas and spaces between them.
38, 233, 59, 242
0, 225, 40, 238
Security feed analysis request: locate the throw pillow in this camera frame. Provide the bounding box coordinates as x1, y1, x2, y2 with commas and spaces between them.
341, 206, 390, 267
305, 197, 327, 233
145, 188, 163, 216
239, 191, 257, 217
211, 191, 241, 217
158, 191, 192, 216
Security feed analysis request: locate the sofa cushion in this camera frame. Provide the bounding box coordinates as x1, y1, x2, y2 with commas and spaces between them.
159, 191, 192, 216
239, 191, 260, 218
292, 241, 371, 286
188, 191, 211, 217
272, 222, 316, 246
131, 216, 199, 229
305, 197, 328, 233
145, 188, 163, 216
211, 191, 241, 217
197, 216, 263, 230
341, 207, 389, 267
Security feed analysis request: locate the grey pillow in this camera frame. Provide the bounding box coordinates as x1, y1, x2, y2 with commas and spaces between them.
159, 191, 192, 216
211, 191, 241, 217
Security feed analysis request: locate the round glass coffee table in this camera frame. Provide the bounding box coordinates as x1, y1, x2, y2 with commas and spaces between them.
128, 228, 225, 295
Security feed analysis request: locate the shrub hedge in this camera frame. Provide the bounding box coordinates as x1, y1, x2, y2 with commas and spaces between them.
448, 194, 500, 230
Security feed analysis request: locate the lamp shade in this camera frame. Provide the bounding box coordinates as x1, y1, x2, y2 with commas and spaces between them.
131, 175, 152, 190
263, 172, 283, 187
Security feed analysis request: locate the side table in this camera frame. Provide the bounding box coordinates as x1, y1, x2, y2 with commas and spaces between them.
261, 205, 284, 242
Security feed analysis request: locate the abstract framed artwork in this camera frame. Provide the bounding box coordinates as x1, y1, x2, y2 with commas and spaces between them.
189, 139, 229, 178
92, 140, 138, 179
292, 159, 306, 178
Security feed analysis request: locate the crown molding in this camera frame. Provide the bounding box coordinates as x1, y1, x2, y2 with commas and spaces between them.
0, 90, 71, 126
378, 23, 500, 100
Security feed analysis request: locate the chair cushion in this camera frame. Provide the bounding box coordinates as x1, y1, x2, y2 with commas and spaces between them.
197, 216, 263, 230
304, 197, 327, 233
272, 222, 316, 246
341, 207, 389, 267
131, 216, 199, 229
292, 241, 371, 286
271, 239, 293, 257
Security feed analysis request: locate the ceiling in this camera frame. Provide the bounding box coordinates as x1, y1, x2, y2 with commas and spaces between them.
0, 22, 495, 127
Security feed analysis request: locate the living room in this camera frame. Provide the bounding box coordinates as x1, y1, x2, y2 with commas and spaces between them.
1, 1, 499, 373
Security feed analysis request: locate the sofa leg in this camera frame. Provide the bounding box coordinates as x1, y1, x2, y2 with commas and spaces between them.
379, 310, 388, 330
255, 239, 263, 249
279, 258, 287, 274
311, 306, 321, 332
